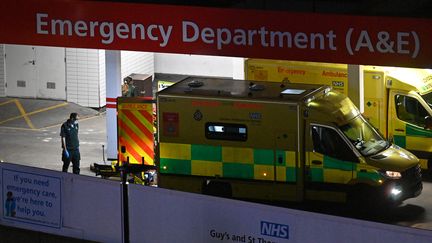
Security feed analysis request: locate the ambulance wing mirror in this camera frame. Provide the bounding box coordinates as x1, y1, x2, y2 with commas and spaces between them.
388, 137, 394, 144
424, 116, 432, 130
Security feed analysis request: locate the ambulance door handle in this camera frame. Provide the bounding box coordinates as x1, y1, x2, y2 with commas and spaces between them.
395, 128, 405, 132
312, 160, 322, 165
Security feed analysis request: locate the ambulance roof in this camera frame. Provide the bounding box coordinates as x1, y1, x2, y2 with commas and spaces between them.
365, 66, 432, 95
158, 77, 325, 103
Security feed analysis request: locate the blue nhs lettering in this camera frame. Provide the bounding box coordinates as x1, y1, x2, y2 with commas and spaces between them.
260, 221, 289, 239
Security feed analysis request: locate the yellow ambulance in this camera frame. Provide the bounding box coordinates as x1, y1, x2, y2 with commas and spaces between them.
246, 59, 432, 173
157, 77, 422, 205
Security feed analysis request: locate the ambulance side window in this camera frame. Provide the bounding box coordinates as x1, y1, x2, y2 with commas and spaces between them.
205, 122, 247, 141
311, 126, 358, 163
395, 95, 428, 127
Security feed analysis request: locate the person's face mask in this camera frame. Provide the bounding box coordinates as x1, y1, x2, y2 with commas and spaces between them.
71, 117, 79, 124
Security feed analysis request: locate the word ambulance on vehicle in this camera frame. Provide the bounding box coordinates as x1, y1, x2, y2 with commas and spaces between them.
245, 59, 432, 173
156, 77, 422, 205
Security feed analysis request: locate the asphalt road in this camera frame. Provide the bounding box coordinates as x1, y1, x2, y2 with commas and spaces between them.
0, 97, 105, 176
0, 114, 107, 176
394, 180, 432, 230
287, 180, 432, 231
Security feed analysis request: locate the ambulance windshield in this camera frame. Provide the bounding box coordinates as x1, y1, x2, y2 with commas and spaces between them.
340, 116, 388, 156
422, 92, 432, 109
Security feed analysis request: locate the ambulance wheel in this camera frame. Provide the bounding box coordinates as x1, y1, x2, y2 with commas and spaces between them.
347, 185, 364, 210
426, 160, 432, 179
347, 185, 379, 211
202, 180, 232, 198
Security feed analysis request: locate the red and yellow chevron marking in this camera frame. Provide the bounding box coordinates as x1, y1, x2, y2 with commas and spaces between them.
118, 102, 155, 165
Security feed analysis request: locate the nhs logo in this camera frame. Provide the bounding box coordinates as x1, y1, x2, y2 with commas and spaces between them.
260, 221, 289, 239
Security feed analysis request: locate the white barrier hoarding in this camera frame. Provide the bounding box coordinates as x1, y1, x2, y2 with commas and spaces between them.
2, 162, 432, 243
0, 163, 123, 243
2, 166, 61, 228
129, 185, 432, 243
61, 174, 123, 243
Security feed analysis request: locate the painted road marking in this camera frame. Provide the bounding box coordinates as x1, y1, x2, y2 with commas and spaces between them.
14, 99, 36, 129
0, 100, 68, 129
25, 102, 68, 116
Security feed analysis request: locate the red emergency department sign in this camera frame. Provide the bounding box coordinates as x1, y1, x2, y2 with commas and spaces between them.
0, 0, 432, 68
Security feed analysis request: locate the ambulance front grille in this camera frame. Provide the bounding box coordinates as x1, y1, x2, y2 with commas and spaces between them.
402, 164, 422, 180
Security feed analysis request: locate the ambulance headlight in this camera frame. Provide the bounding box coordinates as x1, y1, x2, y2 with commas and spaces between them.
381, 170, 402, 179
391, 187, 402, 196
388, 185, 403, 200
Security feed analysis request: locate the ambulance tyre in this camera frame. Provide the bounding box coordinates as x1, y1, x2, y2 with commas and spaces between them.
347, 185, 364, 210
202, 180, 232, 198
427, 160, 432, 178
347, 185, 379, 211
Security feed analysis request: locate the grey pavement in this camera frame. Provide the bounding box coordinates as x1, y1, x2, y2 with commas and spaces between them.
0, 98, 107, 176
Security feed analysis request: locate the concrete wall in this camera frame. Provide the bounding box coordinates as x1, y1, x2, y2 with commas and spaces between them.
66, 49, 154, 108
121, 51, 154, 80
0, 44, 5, 97
98, 50, 106, 107
155, 53, 244, 79
66, 48, 104, 108
1, 46, 243, 103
